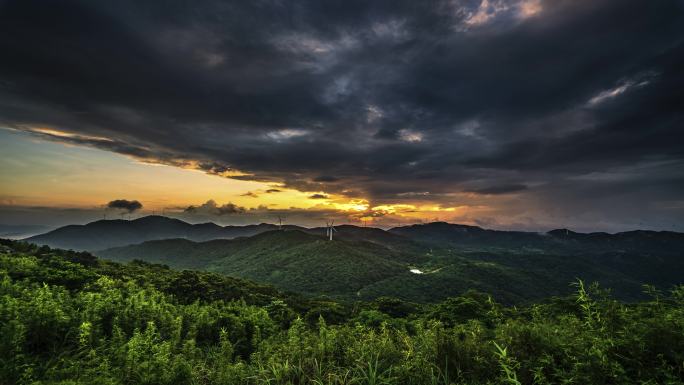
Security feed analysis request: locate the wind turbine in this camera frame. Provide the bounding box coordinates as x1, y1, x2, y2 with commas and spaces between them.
326, 220, 337, 241
277, 216, 285, 230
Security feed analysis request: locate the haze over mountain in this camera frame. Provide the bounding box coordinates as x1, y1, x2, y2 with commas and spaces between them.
0, 224, 51, 239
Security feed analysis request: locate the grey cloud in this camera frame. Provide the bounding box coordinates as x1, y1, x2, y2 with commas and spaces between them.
106, 199, 143, 213
184, 200, 245, 216
313, 176, 340, 182
466, 184, 528, 195
309, 194, 329, 199
1, 0, 683, 230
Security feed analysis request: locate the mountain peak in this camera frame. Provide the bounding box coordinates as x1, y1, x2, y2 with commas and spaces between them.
27, 217, 304, 251
547, 228, 579, 237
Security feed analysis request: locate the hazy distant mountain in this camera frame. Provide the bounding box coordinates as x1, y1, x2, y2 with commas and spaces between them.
29, 216, 684, 255
26, 216, 303, 251
390, 222, 684, 254
0, 224, 51, 239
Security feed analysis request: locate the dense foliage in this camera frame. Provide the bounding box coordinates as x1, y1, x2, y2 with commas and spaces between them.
98, 226, 684, 304
1, 239, 683, 384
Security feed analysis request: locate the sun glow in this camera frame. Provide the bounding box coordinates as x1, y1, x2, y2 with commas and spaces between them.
326, 199, 370, 212
28, 127, 114, 142
1, 128, 479, 224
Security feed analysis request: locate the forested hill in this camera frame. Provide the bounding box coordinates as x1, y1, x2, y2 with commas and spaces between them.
2, 238, 684, 384
27, 216, 684, 255
24, 218, 684, 304
97, 228, 684, 304
0, 238, 318, 309
98, 230, 421, 300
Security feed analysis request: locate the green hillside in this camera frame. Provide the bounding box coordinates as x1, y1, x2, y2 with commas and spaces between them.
2, 239, 684, 385
359, 253, 645, 304
99, 230, 419, 299
98, 227, 684, 304
206, 231, 411, 297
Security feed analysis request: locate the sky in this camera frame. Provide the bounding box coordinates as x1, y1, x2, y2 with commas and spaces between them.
1, 0, 683, 232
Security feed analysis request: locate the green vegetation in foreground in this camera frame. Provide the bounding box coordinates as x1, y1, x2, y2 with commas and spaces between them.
2, 239, 684, 384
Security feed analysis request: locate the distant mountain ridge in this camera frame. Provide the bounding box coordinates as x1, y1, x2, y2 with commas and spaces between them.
25, 215, 304, 251
389, 222, 684, 254
27, 216, 684, 253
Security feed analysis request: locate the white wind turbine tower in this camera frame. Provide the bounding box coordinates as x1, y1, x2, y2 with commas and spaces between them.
326, 220, 337, 241
277, 216, 285, 230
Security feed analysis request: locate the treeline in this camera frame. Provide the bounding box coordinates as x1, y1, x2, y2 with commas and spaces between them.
1, 239, 683, 384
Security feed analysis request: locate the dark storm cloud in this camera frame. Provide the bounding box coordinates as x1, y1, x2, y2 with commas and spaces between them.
466, 184, 528, 195
313, 176, 340, 182
1, 0, 684, 230
184, 200, 246, 216
173, 201, 365, 227
107, 199, 143, 213
309, 194, 329, 200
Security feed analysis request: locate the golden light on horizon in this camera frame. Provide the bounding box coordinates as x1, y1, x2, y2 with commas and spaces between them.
0, 127, 481, 224
328, 199, 370, 212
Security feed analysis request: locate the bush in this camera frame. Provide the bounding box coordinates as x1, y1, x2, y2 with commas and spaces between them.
0, 240, 683, 384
